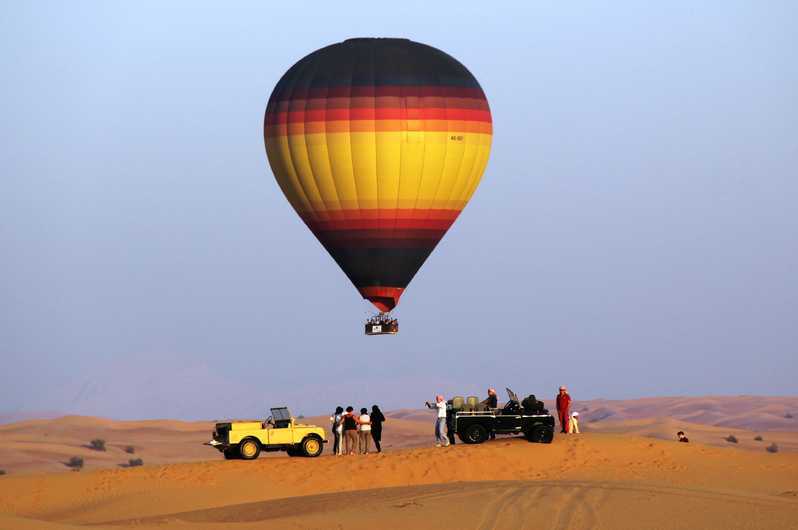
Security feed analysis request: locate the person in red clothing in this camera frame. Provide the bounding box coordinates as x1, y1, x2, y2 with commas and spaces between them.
556, 386, 572, 434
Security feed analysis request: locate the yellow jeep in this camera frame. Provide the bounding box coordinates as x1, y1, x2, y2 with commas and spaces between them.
208, 407, 326, 459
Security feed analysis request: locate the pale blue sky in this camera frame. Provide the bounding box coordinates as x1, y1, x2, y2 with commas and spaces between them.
1, 1, 796, 419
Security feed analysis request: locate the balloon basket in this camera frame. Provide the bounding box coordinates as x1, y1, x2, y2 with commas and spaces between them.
365, 315, 398, 336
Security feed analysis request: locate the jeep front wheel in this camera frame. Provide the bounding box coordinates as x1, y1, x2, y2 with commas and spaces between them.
463, 424, 488, 444
239, 438, 261, 460
301, 436, 323, 457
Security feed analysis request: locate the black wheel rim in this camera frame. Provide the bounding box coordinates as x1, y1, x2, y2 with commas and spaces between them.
468, 428, 481, 442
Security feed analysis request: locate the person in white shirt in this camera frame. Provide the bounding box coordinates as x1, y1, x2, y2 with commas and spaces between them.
329, 406, 344, 455
357, 408, 372, 454
425, 395, 450, 447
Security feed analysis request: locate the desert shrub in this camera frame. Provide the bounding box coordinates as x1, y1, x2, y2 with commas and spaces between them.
785, 413, 794, 419
725, 435, 738, 444
89, 439, 106, 451
127, 458, 143, 467
754, 435, 763, 441
0, 469, 6, 476
66, 456, 84, 470
766, 443, 779, 453
124, 446, 135, 454
297, 414, 305, 419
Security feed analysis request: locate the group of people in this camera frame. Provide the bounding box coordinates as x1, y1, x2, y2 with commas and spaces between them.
556, 385, 580, 434
330, 386, 580, 455
366, 314, 398, 327
330, 405, 386, 455
423, 387, 504, 446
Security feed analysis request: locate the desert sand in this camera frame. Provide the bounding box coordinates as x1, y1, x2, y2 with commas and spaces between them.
1, 434, 797, 529
1, 397, 797, 529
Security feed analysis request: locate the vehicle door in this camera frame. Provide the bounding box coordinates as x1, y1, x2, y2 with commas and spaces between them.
495, 389, 523, 434
268, 407, 294, 444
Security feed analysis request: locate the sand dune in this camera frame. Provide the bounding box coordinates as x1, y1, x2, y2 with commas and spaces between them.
572, 395, 798, 431
0, 434, 796, 529
0, 414, 430, 475
2, 396, 797, 476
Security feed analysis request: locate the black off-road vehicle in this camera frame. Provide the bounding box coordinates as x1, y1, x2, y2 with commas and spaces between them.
449, 388, 555, 444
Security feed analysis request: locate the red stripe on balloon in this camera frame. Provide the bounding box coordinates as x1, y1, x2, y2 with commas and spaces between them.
267, 107, 492, 124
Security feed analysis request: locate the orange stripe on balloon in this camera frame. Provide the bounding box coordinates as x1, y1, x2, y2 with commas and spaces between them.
265, 120, 493, 137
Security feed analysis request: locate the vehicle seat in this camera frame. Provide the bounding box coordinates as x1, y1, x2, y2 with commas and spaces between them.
451, 396, 465, 411
466, 396, 478, 412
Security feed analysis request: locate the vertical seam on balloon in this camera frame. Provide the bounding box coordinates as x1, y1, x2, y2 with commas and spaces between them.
409, 43, 428, 217
461, 97, 493, 206
391, 45, 407, 258
370, 42, 380, 233
347, 42, 362, 215
422, 57, 451, 225
450, 94, 486, 213
265, 91, 303, 214
445, 73, 480, 208
301, 56, 330, 220
322, 53, 343, 216
464, 133, 491, 206
442, 92, 469, 215
281, 57, 317, 223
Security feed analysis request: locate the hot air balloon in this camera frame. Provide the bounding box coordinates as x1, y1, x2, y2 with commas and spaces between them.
264, 38, 492, 333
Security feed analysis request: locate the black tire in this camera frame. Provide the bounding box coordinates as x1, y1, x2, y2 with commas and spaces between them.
238, 438, 261, 460
527, 426, 554, 444
462, 424, 489, 444
223, 447, 239, 460
301, 436, 323, 457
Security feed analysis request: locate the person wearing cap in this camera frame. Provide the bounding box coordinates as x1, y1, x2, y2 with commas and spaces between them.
425, 395, 450, 447
556, 386, 572, 434
568, 411, 580, 434
480, 388, 499, 439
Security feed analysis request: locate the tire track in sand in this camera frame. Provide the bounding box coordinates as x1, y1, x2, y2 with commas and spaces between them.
476, 483, 545, 530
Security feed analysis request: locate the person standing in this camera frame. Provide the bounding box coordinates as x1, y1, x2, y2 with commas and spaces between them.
370, 405, 386, 453
330, 406, 344, 455
425, 395, 450, 447
446, 404, 457, 446
342, 406, 358, 455
556, 386, 572, 434
481, 388, 498, 440
357, 407, 371, 454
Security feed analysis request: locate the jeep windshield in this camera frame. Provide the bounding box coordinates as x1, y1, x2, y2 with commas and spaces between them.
506, 388, 520, 404
270, 407, 291, 421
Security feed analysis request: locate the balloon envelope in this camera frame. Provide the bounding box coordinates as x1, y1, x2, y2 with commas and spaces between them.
264, 38, 492, 312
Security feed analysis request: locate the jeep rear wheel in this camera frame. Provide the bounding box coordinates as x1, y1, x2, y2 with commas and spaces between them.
239, 438, 261, 460
301, 436, 323, 457
463, 424, 488, 444
527, 426, 554, 444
